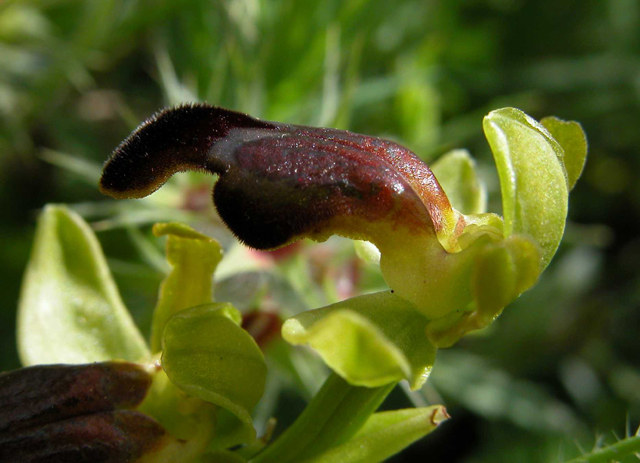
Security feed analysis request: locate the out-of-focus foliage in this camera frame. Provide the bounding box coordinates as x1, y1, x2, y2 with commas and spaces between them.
1, 0, 639, 461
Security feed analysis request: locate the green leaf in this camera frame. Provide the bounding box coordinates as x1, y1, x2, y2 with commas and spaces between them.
17, 205, 149, 366
564, 434, 640, 463
302, 406, 449, 463
431, 149, 487, 215
540, 116, 588, 191
161, 305, 267, 445
282, 291, 436, 390
483, 107, 569, 268
150, 222, 223, 352
39, 149, 102, 185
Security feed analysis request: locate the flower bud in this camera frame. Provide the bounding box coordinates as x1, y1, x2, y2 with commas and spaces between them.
0, 362, 181, 463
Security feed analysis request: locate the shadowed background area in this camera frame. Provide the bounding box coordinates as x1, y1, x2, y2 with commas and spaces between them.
1, 1, 639, 461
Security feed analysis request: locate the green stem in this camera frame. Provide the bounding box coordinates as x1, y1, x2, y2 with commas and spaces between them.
565, 435, 640, 463
251, 372, 396, 463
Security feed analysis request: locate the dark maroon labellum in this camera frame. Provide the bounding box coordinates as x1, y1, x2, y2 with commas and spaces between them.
100, 104, 453, 250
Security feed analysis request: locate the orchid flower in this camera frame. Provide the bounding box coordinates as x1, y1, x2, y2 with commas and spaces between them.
13, 106, 586, 463
99, 105, 586, 389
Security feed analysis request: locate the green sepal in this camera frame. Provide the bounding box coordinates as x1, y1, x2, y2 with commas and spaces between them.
483, 108, 570, 268
426, 235, 540, 348
210, 408, 255, 450
431, 149, 487, 215
138, 363, 216, 457
282, 291, 436, 390
472, 235, 541, 319
161, 305, 267, 445
540, 116, 588, 191
204, 301, 243, 326
150, 222, 223, 352
301, 406, 449, 463
17, 205, 149, 366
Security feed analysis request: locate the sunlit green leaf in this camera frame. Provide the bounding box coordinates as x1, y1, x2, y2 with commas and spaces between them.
302, 406, 449, 463
431, 149, 487, 215
0, 4, 51, 42
540, 116, 588, 191
483, 107, 569, 268
150, 222, 223, 352
161, 304, 266, 445
17, 205, 149, 366
282, 291, 436, 390
394, 71, 440, 154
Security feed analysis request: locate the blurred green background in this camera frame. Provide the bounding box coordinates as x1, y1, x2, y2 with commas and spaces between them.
1, 0, 639, 461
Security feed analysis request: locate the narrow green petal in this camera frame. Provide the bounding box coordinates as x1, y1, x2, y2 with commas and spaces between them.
431, 149, 487, 215
540, 116, 588, 191
302, 406, 449, 463
483, 108, 569, 268
285, 310, 410, 387
18, 205, 149, 366
161, 305, 267, 444
150, 222, 223, 352
282, 291, 436, 390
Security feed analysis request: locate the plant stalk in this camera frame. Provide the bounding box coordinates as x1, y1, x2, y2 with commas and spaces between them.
250, 372, 396, 463
565, 435, 640, 463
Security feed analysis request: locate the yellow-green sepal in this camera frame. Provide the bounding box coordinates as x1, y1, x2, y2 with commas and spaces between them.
18, 205, 149, 366
282, 291, 436, 390
161, 304, 266, 445
150, 222, 223, 352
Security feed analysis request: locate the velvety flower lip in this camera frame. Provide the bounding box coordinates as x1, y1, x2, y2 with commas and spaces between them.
100, 103, 457, 251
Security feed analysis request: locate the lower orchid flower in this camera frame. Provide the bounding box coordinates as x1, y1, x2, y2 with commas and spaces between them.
0, 361, 188, 463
